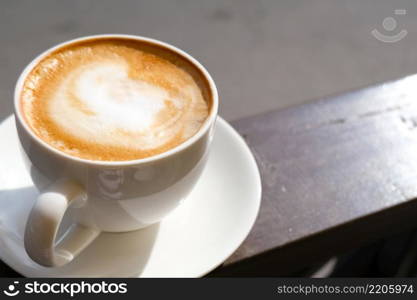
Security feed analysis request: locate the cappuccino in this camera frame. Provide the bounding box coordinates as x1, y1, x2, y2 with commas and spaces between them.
20, 38, 210, 161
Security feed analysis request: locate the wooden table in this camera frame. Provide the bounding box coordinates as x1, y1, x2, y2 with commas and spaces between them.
210, 75, 417, 276
3, 75, 417, 277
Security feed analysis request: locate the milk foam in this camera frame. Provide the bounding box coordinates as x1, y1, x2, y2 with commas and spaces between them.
21, 40, 209, 160
49, 60, 188, 150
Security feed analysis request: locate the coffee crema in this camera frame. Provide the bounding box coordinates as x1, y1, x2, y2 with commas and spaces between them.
20, 38, 210, 161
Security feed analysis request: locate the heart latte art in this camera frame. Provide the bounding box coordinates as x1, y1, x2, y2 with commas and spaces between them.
20, 39, 209, 161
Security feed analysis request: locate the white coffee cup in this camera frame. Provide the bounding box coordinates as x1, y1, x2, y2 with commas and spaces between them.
13, 34, 218, 267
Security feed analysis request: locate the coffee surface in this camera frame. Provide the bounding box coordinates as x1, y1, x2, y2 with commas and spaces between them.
20, 38, 209, 161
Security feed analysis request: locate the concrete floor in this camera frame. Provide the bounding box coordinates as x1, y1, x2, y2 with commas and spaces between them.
1, 0, 417, 122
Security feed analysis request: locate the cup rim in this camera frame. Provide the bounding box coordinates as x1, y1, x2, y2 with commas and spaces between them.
14, 34, 218, 167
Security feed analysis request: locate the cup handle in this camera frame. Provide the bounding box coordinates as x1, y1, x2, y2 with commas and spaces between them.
24, 179, 100, 267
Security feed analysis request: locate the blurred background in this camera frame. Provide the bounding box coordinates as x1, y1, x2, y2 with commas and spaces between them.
1, 0, 417, 277
1, 0, 417, 123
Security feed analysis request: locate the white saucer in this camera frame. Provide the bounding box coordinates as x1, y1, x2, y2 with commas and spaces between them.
0, 116, 261, 277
